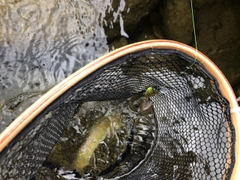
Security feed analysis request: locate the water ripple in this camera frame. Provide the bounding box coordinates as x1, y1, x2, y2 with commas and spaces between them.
0, 0, 110, 132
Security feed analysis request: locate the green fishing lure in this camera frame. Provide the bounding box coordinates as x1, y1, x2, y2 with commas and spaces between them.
144, 86, 159, 98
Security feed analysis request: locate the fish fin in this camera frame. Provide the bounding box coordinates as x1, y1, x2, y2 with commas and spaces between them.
89, 152, 96, 168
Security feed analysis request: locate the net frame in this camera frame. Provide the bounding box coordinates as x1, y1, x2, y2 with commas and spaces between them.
0, 39, 239, 179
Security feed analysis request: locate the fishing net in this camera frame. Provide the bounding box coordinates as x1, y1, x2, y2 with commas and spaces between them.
0, 41, 238, 180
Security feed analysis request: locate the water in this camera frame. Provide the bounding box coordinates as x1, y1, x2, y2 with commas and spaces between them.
40, 99, 157, 179
0, 0, 110, 132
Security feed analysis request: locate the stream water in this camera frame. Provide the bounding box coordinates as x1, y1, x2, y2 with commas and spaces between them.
0, 0, 110, 132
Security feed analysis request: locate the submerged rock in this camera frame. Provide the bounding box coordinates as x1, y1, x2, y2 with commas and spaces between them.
195, 1, 240, 87
104, 0, 159, 40
160, 0, 193, 44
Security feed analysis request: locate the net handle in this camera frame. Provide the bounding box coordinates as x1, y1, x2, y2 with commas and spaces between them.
0, 40, 239, 179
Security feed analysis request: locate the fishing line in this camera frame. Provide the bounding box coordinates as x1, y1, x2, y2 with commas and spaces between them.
153, 0, 199, 92
190, 0, 198, 51
178, 0, 198, 76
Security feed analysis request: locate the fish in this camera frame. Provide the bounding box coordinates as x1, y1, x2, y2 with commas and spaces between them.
71, 112, 123, 173
128, 86, 159, 115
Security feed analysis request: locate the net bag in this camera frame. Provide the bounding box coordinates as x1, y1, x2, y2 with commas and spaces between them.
0, 40, 239, 180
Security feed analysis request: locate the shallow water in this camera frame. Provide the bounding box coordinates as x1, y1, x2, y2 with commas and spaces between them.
0, 0, 110, 132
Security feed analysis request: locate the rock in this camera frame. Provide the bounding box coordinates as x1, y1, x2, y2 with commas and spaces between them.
110, 37, 128, 49
137, 26, 157, 42
195, 1, 240, 86
104, 0, 159, 40
234, 86, 240, 98
160, 0, 193, 44
193, 0, 220, 9
152, 24, 164, 39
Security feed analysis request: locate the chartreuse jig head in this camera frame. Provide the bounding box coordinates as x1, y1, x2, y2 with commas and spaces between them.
144, 86, 159, 98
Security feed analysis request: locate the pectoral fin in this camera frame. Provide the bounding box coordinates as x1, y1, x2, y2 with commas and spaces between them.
89, 152, 96, 168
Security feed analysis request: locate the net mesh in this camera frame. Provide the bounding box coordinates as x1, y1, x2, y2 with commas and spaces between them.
0, 49, 235, 179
